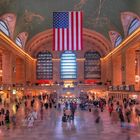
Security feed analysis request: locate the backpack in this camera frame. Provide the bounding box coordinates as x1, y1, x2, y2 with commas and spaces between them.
62, 116, 67, 122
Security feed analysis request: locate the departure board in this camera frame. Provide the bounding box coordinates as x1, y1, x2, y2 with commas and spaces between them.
36, 52, 53, 80
84, 51, 101, 79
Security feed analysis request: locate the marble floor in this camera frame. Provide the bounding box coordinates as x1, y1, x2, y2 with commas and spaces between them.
0, 106, 140, 140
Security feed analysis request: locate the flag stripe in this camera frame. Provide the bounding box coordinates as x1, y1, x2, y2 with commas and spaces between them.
60, 28, 62, 51
79, 12, 81, 50
55, 29, 58, 51
53, 28, 55, 51
67, 28, 69, 50
76, 12, 79, 51
71, 12, 74, 51
64, 29, 67, 50
73, 12, 76, 51
58, 29, 60, 51
80, 11, 83, 50
69, 12, 72, 50
78, 12, 81, 50
53, 11, 83, 51
62, 29, 64, 51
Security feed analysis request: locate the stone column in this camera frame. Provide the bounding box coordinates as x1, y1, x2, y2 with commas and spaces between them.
53, 59, 60, 83
125, 49, 135, 85
32, 60, 37, 84
77, 59, 84, 83
0, 53, 2, 83
135, 50, 140, 90
101, 56, 113, 85
15, 58, 25, 84
112, 55, 122, 86
121, 50, 126, 84
25, 59, 36, 84
2, 51, 15, 85
101, 59, 106, 83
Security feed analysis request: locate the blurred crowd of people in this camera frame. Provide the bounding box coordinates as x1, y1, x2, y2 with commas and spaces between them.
0, 93, 57, 130
0, 93, 140, 131
79, 96, 140, 128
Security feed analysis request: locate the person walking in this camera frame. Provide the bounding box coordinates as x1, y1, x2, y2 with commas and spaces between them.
108, 104, 113, 116
11, 113, 16, 129
118, 109, 125, 127
0, 112, 2, 126
0, 97, 2, 104
93, 107, 100, 123
5, 110, 10, 129
1, 108, 5, 126
111, 110, 119, 124
125, 107, 131, 123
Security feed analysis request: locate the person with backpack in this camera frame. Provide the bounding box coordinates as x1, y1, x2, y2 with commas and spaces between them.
62, 108, 67, 122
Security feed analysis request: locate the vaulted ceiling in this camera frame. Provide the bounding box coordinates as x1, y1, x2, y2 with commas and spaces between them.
0, 0, 140, 41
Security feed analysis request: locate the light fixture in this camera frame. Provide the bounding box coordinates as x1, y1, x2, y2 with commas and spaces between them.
135, 75, 140, 83
0, 70, 2, 76
8, 87, 11, 91
12, 89, 16, 95
0, 86, 3, 91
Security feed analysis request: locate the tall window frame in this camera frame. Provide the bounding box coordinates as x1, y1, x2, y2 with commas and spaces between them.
115, 35, 122, 47
128, 18, 140, 35
84, 51, 101, 79
60, 51, 77, 79
0, 53, 2, 82
36, 51, 53, 80
0, 20, 10, 36
15, 37, 23, 48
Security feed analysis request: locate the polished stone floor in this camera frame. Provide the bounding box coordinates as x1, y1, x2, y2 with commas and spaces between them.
0, 105, 140, 140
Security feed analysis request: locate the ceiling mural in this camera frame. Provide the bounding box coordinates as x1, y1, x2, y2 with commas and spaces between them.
0, 0, 140, 41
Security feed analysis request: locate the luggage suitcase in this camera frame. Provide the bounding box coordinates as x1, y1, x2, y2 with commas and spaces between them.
70, 115, 74, 120
95, 116, 100, 123
62, 116, 67, 122
89, 108, 91, 112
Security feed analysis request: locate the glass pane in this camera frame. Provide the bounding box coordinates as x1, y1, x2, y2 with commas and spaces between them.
115, 36, 122, 47
84, 51, 101, 79
0, 21, 10, 36
15, 37, 23, 47
36, 52, 53, 80
128, 19, 140, 35
61, 51, 77, 79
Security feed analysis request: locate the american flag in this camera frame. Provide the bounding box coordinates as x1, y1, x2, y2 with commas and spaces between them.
53, 11, 83, 51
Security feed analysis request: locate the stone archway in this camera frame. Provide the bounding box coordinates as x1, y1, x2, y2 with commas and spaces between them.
25, 28, 112, 82
0, 51, 2, 84
26, 28, 112, 58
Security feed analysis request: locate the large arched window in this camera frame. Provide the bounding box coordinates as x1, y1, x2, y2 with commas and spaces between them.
15, 37, 23, 48
0, 53, 2, 83
84, 51, 101, 79
0, 20, 10, 36
36, 52, 53, 80
61, 51, 77, 79
128, 18, 140, 35
115, 36, 122, 47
